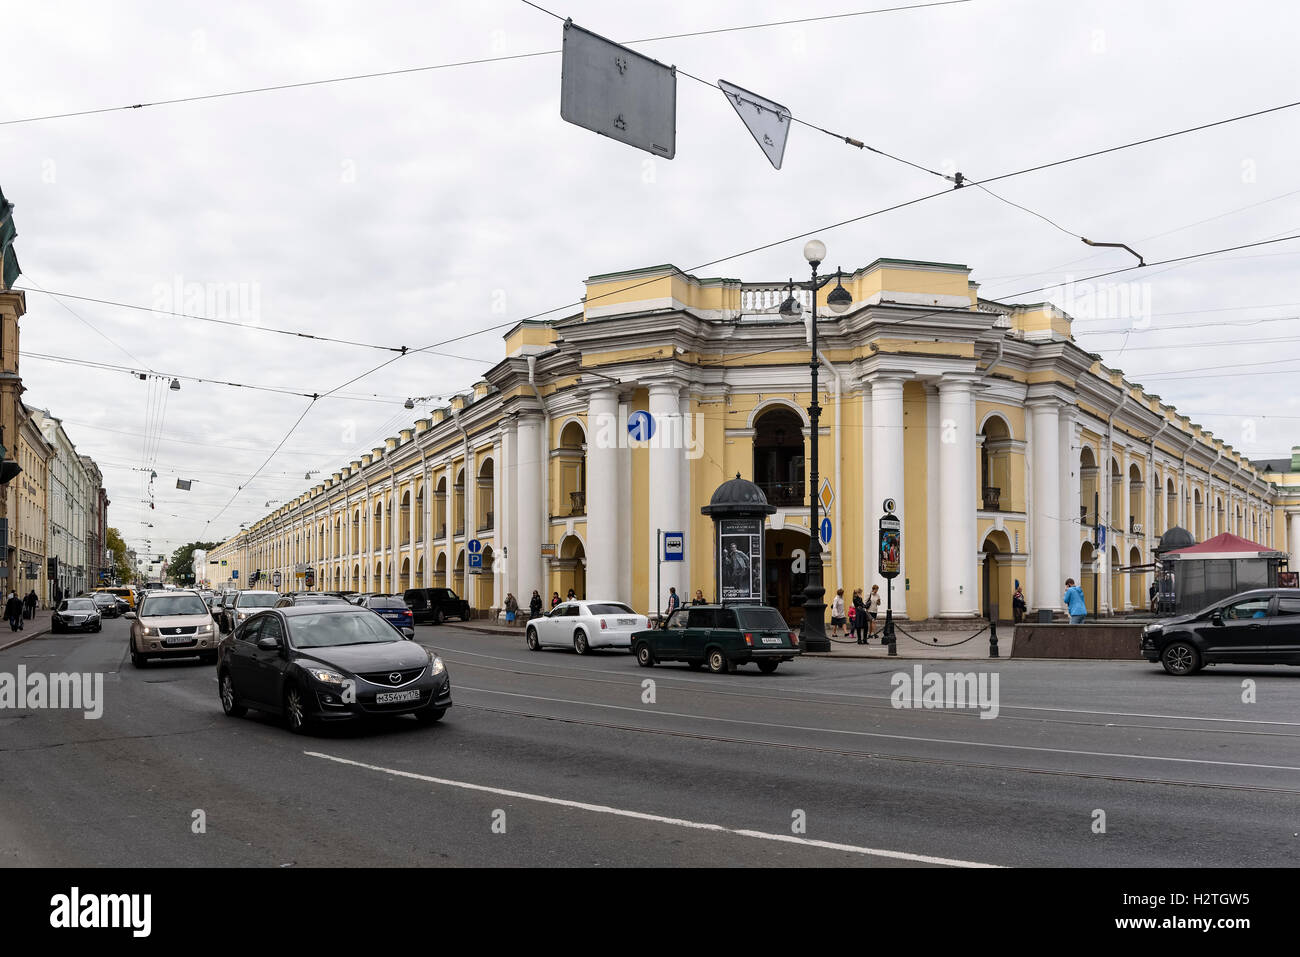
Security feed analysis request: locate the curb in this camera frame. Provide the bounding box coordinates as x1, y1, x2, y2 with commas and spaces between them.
0, 626, 51, 653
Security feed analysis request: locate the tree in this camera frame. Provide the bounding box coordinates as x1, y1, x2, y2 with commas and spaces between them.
105, 527, 131, 583
166, 541, 219, 585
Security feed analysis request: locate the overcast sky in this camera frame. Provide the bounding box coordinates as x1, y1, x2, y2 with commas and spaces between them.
4, 0, 1300, 562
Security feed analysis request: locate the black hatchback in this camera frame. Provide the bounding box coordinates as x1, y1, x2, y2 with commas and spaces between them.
216, 604, 452, 732
1141, 587, 1300, 675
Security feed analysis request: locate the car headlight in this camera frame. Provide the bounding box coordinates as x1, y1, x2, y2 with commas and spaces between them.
307, 668, 347, 685
141, 626, 157, 636
429, 655, 445, 676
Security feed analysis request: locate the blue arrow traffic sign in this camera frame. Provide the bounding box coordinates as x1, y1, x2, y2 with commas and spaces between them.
627, 411, 656, 442
468, 539, 482, 554
820, 517, 832, 545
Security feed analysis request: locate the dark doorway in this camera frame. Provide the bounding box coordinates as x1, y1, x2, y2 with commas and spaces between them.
753, 408, 806, 508
764, 528, 808, 627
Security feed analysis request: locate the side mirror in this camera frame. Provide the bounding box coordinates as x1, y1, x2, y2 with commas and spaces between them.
124, 612, 137, 620
256, 636, 282, 651
1210, 611, 1224, 626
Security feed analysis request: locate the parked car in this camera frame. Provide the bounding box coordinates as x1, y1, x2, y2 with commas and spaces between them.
359, 595, 416, 638
221, 590, 282, 633
525, 600, 648, 654
51, 598, 102, 634
1141, 587, 1300, 675
631, 604, 801, 674
216, 604, 452, 732
126, 589, 219, 666
403, 587, 469, 625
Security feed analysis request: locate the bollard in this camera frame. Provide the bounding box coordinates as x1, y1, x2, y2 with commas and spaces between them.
989, 618, 999, 658
885, 610, 897, 656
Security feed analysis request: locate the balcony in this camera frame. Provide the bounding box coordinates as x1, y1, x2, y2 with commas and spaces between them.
756, 481, 804, 508
982, 486, 1001, 511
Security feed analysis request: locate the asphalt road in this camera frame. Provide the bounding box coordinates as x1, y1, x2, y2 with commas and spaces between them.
2, 616, 1298, 867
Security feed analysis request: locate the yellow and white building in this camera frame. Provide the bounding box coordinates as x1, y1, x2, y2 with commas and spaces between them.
209, 256, 1300, 622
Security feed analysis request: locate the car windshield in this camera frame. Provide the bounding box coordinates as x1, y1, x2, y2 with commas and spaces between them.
735, 606, 789, 630
140, 595, 209, 617
61, 599, 96, 612
289, 611, 401, 648
587, 603, 635, 615
239, 593, 280, 607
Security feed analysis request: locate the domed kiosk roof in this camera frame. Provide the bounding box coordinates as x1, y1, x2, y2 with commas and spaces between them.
1156, 525, 1195, 554
701, 474, 777, 516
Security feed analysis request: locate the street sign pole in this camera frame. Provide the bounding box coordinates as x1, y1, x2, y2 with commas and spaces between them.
1093, 490, 1100, 621
656, 528, 662, 625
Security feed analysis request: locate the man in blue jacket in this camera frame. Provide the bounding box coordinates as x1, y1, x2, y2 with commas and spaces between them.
1063, 578, 1087, 623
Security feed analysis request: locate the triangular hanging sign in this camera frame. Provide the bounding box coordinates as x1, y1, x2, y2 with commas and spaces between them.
718, 79, 791, 170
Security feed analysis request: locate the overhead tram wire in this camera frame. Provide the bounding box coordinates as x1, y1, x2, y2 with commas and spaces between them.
0, 1, 975, 128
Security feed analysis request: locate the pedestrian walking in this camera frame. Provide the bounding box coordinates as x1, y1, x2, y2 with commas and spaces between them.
1149, 579, 1158, 614
529, 590, 543, 618
53, 585, 63, 606
504, 593, 518, 625
852, 588, 868, 644
1012, 581, 1027, 624
1064, 578, 1087, 624
24, 589, 38, 619
5, 592, 24, 632
691, 589, 707, 605
866, 584, 882, 638
666, 586, 681, 617
830, 588, 846, 637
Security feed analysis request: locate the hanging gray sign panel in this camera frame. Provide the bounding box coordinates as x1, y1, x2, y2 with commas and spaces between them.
718, 79, 791, 170
560, 20, 676, 159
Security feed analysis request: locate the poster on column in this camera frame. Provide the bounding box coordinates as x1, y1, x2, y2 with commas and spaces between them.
718, 518, 763, 603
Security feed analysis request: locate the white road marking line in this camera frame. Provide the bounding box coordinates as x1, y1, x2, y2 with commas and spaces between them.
457, 685, 1300, 774
304, 750, 999, 868
432, 643, 1300, 727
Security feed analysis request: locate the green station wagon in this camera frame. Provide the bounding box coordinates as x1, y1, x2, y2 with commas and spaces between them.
631, 604, 800, 674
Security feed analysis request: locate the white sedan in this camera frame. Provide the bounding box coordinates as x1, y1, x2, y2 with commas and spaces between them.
526, 600, 648, 655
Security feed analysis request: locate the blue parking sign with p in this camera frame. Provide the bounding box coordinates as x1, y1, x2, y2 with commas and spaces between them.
468, 538, 483, 568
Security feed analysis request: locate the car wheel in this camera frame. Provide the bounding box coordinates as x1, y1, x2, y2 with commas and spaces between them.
433, 609, 445, 626
635, 643, 655, 667
130, 648, 147, 668
1161, 640, 1201, 676
526, 628, 541, 651
686, 660, 702, 670
757, 660, 779, 675
284, 684, 313, 734
219, 671, 247, 717
707, 648, 730, 674
415, 707, 446, 725
573, 630, 590, 655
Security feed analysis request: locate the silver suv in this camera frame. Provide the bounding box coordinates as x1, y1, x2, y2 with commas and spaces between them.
127, 589, 219, 667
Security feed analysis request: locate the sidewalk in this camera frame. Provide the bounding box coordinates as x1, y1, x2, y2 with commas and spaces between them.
446, 620, 1011, 660
0, 609, 54, 652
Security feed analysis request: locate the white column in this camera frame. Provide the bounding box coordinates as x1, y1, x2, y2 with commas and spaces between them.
1059, 410, 1080, 592
938, 374, 978, 617
516, 414, 544, 600
1029, 398, 1062, 613
1288, 512, 1300, 568
924, 384, 939, 619
1119, 451, 1130, 610
499, 424, 514, 596
586, 388, 620, 600
648, 383, 684, 611
492, 438, 503, 603
617, 398, 633, 603
871, 375, 907, 617
678, 391, 693, 602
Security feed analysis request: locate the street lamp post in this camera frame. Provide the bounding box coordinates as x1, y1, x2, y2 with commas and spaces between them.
780, 240, 852, 653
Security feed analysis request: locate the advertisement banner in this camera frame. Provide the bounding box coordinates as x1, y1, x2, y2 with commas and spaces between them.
718, 518, 763, 603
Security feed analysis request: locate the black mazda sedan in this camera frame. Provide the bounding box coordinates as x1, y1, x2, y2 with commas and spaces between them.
216, 604, 451, 732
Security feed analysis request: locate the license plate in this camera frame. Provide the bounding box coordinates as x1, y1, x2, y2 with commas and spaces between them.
375, 689, 420, 704
618, 618, 636, 625
760, 636, 782, 645
164, 636, 192, 645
